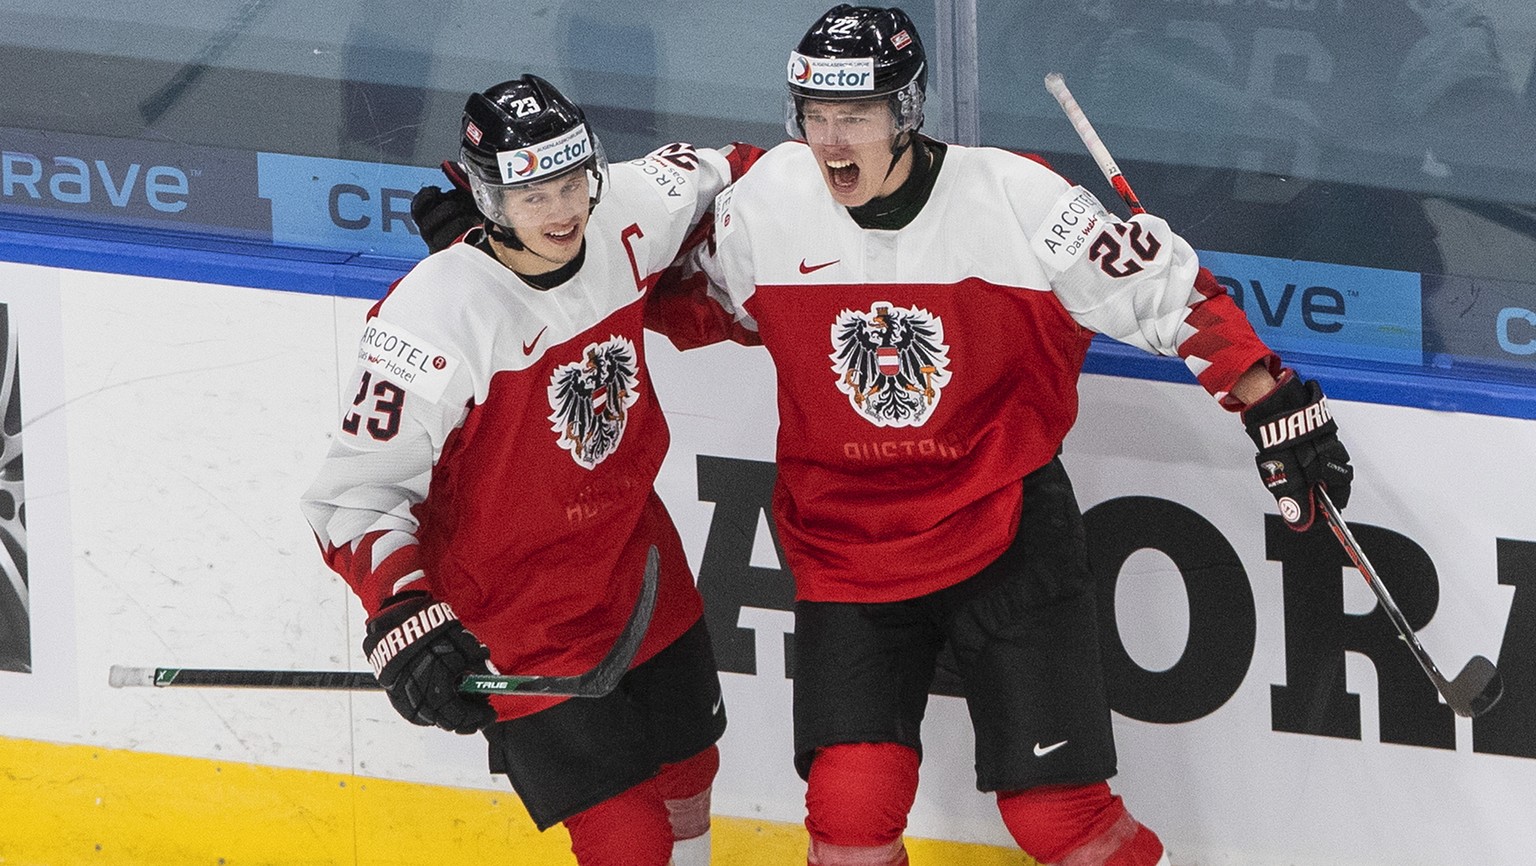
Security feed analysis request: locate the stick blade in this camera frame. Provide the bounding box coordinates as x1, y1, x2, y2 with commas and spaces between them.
108, 665, 156, 688
1444, 655, 1503, 718
490, 544, 660, 698
572, 544, 659, 696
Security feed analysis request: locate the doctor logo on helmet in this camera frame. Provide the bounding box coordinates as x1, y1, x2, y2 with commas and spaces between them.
510, 150, 538, 177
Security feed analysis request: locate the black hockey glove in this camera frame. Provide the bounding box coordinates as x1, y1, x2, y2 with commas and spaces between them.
363, 591, 497, 734
1242, 370, 1354, 532
411, 161, 479, 254
411, 186, 479, 254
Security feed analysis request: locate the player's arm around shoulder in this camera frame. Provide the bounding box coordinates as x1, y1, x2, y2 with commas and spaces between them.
702, 140, 814, 262
641, 141, 770, 349
692, 159, 763, 313
720, 139, 816, 204
671, 140, 816, 338
612, 140, 761, 233
602, 143, 734, 288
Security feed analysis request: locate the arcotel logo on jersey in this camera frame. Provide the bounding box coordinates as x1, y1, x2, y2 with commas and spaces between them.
1032, 186, 1112, 270
497, 125, 592, 184
357, 318, 459, 403
788, 52, 875, 91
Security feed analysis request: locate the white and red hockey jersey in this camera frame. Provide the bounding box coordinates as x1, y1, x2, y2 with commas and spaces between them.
700, 140, 1278, 604
302, 142, 754, 719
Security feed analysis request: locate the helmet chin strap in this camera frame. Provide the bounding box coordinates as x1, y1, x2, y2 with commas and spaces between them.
883, 130, 915, 184
487, 220, 581, 268
485, 221, 579, 270
484, 220, 525, 251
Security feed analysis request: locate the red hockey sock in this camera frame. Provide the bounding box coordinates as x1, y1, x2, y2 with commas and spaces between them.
996, 782, 1164, 865
563, 778, 672, 866
655, 745, 719, 841
804, 742, 919, 865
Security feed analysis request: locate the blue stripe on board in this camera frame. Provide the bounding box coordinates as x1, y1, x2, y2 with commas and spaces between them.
2, 223, 1531, 419
1083, 340, 1536, 421
0, 223, 406, 300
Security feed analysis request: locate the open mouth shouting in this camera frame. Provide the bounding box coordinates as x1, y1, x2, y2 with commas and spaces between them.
825, 158, 861, 198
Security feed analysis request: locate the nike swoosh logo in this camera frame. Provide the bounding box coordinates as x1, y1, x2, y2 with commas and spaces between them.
799, 258, 840, 274
712, 695, 723, 715
522, 326, 549, 356
1033, 740, 1068, 757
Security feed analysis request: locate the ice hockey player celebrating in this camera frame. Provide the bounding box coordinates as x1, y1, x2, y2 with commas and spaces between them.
302, 75, 756, 866
694, 6, 1354, 865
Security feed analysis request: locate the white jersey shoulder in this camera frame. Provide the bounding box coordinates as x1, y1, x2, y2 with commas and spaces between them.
709, 142, 1078, 291
612, 142, 728, 218
366, 245, 510, 407
717, 141, 826, 223
707, 142, 846, 295
605, 142, 732, 275
944, 145, 1206, 355
701, 139, 1206, 357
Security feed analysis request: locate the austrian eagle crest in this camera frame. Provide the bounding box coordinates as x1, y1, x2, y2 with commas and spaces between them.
547, 336, 640, 468
829, 302, 950, 427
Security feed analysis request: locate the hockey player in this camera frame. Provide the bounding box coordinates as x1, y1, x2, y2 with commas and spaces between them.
301, 75, 758, 866
688, 6, 1354, 866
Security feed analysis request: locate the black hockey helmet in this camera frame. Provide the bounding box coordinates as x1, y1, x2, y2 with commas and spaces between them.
786, 5, 927, 137
458, 75, 607, 234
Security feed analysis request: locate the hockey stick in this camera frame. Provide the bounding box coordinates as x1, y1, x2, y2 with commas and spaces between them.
109, 545, 660, 698
1317, 491, 1503, 717
1044, 72, 1505, 718
1043, 73, 1145, 215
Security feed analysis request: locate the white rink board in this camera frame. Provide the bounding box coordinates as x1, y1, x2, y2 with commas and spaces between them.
650, 328, 1536, 865
2, 260, 1532, 865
